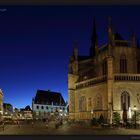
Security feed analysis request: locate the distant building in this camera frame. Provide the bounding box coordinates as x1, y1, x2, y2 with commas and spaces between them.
3, 103, 13, 117
13, 108, 20, 120
68, 17, 140, 123
20, 105, 33, 120
0, 89, 3, 121
32, 90, 67, 119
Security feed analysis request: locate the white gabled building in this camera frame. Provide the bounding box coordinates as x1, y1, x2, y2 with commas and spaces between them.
32, 89, 67, 120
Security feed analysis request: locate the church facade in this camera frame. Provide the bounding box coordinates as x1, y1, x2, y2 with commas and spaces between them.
68, 17, 140, 123
0, 89, 3, 121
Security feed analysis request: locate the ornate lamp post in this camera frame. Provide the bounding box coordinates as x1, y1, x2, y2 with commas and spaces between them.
134, 105, 137, 129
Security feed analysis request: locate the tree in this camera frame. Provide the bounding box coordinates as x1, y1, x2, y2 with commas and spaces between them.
113, 112, 121, 125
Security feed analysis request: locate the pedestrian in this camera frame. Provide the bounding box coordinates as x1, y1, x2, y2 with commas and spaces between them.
45, 119, 49, 129
31, 121, 34, 128
55, 117, 59, 129
2, 121, 4, 131
17, 120, 20, 128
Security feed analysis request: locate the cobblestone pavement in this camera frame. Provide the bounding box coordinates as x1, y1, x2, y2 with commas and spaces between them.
0, 121, 140, 135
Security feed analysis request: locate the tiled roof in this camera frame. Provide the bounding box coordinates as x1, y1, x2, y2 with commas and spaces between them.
3, 103, 12, 107
34, 90, 66, 106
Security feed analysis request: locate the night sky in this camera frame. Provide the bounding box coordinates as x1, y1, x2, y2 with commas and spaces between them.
0, 6, 140, 109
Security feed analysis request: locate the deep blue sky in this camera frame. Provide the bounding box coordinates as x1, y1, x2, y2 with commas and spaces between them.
0, 6, 140, 109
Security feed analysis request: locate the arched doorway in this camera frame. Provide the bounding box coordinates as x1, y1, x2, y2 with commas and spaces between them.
121, 91, 130, 123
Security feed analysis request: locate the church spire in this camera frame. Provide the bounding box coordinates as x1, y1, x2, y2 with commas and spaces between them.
108, 16, 113, 55
108, 16, 113, 45
90, 17, 98, 57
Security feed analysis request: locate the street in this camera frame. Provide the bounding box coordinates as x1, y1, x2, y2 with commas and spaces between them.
0, 121, 140, 135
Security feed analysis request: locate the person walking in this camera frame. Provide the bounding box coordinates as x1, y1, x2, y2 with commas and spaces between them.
31, 121, 34, 128
55, 117, 59, 129
17, 120, 20, 128
2, 121, 5, 131
45, 119, 49, 129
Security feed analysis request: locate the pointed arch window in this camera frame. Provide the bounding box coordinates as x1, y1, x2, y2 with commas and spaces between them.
79, 96, 86, 112
137, 60, 140, 73
94, 94, 102, 110
88, 97, 92, 111
120, 54, 127, 73
121, 91, 130, 111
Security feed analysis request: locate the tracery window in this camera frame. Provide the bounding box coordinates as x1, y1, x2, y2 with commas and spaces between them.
120, 54, 127, 73
137, 61, 140, 73
121, 91, 130, 111
79, 96, 86, 112
88, 97, 92, 110
94, 94, 102, 110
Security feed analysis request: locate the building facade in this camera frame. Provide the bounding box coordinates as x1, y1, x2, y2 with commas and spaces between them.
68, 17, 140, 123
0, 89, 3, 121
20, 105, 33, 120
32, 90, 67, 120
3, 103, 13, 119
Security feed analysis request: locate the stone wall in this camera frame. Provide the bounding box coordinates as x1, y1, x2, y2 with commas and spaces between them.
74, 83, 107, 120
113, 82, 140, 111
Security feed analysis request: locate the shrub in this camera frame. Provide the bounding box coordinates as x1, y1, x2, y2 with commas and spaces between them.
91, 117, 98, 126
131, 111, 140, 122
113, 112, 121, 125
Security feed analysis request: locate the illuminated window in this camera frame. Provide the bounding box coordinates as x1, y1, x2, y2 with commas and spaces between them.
120, 54, 127, 73
121, 91, 130, 111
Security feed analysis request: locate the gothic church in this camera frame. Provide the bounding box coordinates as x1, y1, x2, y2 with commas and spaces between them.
68, 17, 140, 123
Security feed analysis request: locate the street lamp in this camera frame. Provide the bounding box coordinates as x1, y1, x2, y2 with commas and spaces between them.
134, 105, 137, 129
91, 109, 93, 119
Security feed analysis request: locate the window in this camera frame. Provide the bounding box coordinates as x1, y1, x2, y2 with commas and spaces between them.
121, 91, 130, 111
41, 106, 44, 109
46, 106, 48, 110
36, 106, 39, 109
88, 98, 92, 110
79, 96, 86, 112
94, 94, 102, 110
137, 61, 140, 73
120, 54, 127, 73
102, 59, 107, 75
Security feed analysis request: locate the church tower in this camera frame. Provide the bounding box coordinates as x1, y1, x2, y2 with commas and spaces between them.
89, 18, 99, 76
89, 18, 98, 58
68, 42, 79, 120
